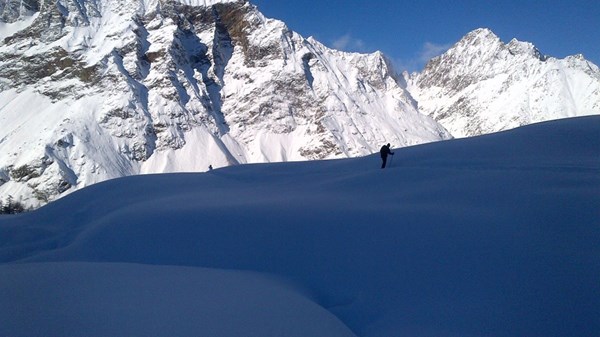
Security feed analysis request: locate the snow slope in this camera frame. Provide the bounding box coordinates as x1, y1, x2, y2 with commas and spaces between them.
1, 116, 599, 337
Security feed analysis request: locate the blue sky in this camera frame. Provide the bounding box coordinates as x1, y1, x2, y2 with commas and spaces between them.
251, 0, 600, 72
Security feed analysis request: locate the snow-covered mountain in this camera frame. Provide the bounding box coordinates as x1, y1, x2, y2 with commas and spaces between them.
2, 116, 599, 337
0, 0, 450, 208
2, 3, 599, 209
406, 28, 600, 137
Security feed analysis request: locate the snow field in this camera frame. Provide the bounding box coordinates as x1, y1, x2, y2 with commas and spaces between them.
1, 116, 599, 336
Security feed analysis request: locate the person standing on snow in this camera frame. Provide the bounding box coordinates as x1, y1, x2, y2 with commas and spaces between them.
380, 143, 394, 169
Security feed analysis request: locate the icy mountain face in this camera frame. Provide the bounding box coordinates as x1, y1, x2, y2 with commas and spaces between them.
407, 28, 600, 137
0, 0, 450, 207
0, 0, 40, 23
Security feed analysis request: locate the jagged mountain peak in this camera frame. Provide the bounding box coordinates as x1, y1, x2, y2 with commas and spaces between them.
0, 0, 450, 208
506, 38, 545, 60
445, 28, 504, 57
0, 0, 251, 34
408, 28, 600, 138
458, 27, 501, 46
421, 28, 545, 78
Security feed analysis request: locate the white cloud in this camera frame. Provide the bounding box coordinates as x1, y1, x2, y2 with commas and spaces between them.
419, 42, 452, 64
331, 33, 366, 52
392, 41, 453, 73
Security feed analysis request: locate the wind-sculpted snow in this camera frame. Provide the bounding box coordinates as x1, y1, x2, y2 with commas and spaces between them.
1, 117, 599, 337
1, 262, 357, 337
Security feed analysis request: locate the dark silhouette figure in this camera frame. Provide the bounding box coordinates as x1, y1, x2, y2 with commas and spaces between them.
380, 143, 394, 168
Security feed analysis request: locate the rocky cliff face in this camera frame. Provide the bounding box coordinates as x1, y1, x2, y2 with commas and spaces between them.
0, 0, 40, 23
0, 0, 450, 207
406, 28, 600, 137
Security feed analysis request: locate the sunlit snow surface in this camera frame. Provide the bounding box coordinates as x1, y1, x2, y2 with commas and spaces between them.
0, 14, 38, 41
0, 0, 450, 208
1, 117, 599, 337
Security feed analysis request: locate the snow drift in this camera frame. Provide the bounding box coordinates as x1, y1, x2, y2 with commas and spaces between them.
1, 116, 599, 337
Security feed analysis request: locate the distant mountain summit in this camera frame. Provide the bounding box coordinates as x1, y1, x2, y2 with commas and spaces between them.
406, 28, 600, 137
0, 0, 450, 207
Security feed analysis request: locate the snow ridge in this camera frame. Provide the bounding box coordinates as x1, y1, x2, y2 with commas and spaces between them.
406, 28, 600, 137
